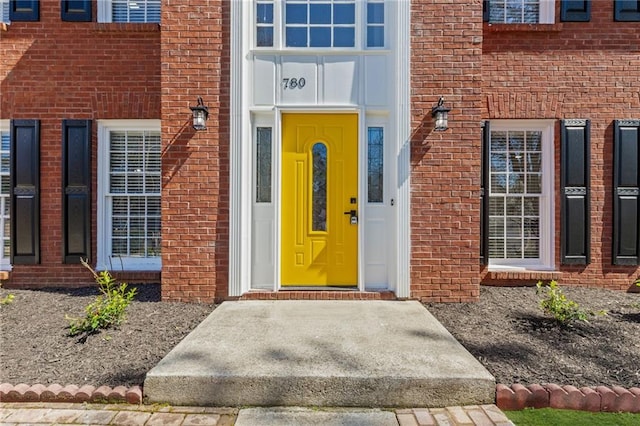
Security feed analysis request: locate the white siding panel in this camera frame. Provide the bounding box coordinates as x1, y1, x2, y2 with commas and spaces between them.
253, 56, 276, 106
323, 56, 358, 105
251, 210, 275, 289
364, 214, 388, 288
364, 56, 388, 106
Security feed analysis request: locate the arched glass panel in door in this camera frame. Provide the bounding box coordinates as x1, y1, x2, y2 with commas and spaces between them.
312, 143, 327, 231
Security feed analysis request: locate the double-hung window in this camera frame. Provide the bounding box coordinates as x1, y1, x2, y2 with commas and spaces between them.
98, 121, 161, 271
486, 0, 555, 24
255, 0, 386, 49
488, 121, 554, 270
98, 0, 161, 23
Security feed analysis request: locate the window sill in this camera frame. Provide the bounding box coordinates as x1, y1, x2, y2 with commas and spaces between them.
484, 23, 564, 33
484, 270, 561, 283
250, 48, 392, 56
92, 23, 160, 33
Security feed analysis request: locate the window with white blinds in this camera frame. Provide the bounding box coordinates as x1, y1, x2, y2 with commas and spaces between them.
99, 0, 161, 23
0, 0, 8, 23
487, 121, 554, 270
98, 121, 161, 271
487, 0, 555, 24
108, 130, 161, 259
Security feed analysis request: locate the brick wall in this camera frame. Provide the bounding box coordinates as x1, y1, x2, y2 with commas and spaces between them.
0, 1, 161, 288
159, 1, 229, 302
482, 1, 640, 291
410, 0, 484, 302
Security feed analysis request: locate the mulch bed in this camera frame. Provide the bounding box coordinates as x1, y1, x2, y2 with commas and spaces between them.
0, 285, 214, 387
425, 285, 640, 389
1, 284, 639, 390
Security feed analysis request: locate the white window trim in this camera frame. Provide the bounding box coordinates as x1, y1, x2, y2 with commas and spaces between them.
0, 120, 10, 270
97, 119, 161, 272
97, 0, 112, 23
488, 119, 555, 271
252, 0, 387, 51
540, 0, 555, 24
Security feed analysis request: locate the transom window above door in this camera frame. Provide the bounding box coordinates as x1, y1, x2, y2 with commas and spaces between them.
255, 0, 385, 49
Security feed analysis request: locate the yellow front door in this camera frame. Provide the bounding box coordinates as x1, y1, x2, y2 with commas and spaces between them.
281, 113, 358, 286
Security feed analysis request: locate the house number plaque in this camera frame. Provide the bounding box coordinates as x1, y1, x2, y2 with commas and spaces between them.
282, 77, 306, 90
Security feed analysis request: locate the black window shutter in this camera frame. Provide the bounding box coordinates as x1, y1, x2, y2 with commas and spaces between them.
615, 0, 640, 21
561, 1, 591, 22
10, 119, 40, 264
61, 0, 92, 22
483, 1, 490, 22
613, 120, 640, 265
561, 120, 590, 265
480, 121, 490, 265
9, 0, 39, 21
62, 120, 91, 263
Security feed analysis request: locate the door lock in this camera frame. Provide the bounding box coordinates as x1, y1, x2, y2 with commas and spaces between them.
344, 209, 358, 225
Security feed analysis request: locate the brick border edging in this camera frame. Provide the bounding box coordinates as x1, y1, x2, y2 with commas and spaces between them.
0, 383, 142, 404
496, 383, 640, 413
2, 382, 640, 413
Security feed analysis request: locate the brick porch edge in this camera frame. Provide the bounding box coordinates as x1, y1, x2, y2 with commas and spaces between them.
496, 383, 640, 413
1, 383, 639, 413
0, 384, 142, 404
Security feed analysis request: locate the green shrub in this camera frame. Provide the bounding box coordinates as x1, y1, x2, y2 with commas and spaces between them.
67, 259, 137, 337
0, 283, 14, 306
536, 280, 590, 325
0, 293, 14, 305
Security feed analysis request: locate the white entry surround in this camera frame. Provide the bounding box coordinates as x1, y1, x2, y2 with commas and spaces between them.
229, 0, 411, 297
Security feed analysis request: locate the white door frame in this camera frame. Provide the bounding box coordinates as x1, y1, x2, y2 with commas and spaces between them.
229, 0, 411, 298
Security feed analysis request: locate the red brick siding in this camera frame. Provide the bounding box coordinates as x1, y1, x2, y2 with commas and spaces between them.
482, 1, 640, 291
0, 1, 161, 288
410, 0, 484, 302
2, 0, 638, 300
159, 1, 229, 302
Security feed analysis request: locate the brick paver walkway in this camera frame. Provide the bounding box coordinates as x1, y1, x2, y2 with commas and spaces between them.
0, 402, 514, 425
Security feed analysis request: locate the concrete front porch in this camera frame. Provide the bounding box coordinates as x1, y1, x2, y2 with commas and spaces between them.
144, 300, 495, 407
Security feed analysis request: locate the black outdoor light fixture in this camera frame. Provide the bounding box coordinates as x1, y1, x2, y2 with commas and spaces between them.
431, 97, 451, 131
190, 96, 209, 131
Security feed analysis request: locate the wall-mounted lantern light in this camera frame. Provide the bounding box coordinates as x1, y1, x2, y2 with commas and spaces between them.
431, 97, 450, 131
190, 97, 209, 131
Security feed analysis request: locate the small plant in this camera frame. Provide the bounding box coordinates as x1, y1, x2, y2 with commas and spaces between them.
0, 283, 14, 306
67, 259, 137, 337
0, 293, 14, 305
536, 280, 590, 325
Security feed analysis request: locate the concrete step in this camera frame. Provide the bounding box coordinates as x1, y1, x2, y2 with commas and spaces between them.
235, 407, 398, 426
144, 300, 495, 408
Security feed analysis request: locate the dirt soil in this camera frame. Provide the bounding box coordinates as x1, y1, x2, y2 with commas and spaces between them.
1, 284, 639, 389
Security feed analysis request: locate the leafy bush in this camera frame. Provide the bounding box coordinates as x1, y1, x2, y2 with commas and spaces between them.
67, 259, 137, 337
536, 280, 590, 325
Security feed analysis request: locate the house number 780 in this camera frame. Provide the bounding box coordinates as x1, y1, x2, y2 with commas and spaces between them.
282, 78, 306, 90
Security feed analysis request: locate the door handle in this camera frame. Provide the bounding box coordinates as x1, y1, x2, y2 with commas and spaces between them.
344, 210, 358, 225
